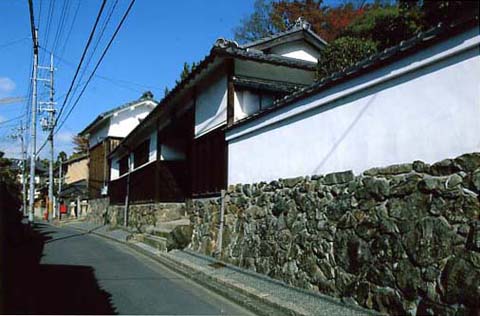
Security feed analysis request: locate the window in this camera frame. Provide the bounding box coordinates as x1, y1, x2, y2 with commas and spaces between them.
237, 89, 281, 118
134, 139, 150, 168
119, 156, 129, 176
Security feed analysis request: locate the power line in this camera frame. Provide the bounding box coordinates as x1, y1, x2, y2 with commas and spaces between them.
0, 114, 26, 125
57, 0, 81, 60
40, 46, 158, 92
51, 0, 70, 54
0, 36, 30, 49
53, 0, 107, 130
42, 0, 55, 58
67, 0, 119, 110
55, 0, 137, 134
37, 0, 43, 30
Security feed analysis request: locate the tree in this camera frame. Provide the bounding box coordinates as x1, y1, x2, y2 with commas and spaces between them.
0, 151, 21, 210
343, 3, 422, 50
234, 0, 281, 43
419, 1, 479, 28
175, 62, 198, 85
72, 135, 89, 154
234, 0, 368, 43
317, 36, 377, 78
272, 0, 369, 42
57, 151, 67, 162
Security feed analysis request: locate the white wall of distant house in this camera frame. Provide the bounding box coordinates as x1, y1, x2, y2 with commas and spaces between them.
108, 101, 154, 138
195, 75, 228, 137
227, 27, 480, 185
88, 121, 110, 148
88, 101, 155, 148
270, 41, 320, 63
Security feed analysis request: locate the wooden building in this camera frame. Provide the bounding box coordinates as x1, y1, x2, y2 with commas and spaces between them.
78, 92, 157, 199
108, 20, 326, 204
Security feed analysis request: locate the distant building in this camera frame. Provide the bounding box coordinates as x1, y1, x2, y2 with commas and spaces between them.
57, 154, 89, 217
78, 92, 157, 199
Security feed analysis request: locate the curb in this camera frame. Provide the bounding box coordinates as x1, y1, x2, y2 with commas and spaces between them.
62, 224, 285, 316
61, 223, 377, 316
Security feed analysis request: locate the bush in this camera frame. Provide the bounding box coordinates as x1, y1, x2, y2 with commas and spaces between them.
317, 36, 377, 79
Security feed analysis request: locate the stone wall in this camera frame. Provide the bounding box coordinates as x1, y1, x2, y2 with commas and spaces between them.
85, 197, 109, 224
189, 153, 480, 315
127, 202, 186, 232
104, 202, 186, 232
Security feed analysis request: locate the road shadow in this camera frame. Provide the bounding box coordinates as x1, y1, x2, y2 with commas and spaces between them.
2, 222, 116, 314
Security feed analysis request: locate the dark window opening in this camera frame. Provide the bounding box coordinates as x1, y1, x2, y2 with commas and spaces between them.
119, 155, 129, 176
134, 139, 150, 168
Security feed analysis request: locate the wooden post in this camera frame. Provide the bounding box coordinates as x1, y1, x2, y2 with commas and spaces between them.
215, 189, 226, 259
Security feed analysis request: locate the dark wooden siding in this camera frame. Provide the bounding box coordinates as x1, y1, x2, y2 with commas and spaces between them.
191, 128, 227, 197
109, 160, 187, 205
88, 142, 106, 199
88, 137, 123, 199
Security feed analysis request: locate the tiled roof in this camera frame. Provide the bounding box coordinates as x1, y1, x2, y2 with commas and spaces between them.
109, 38, 318, 158
79, 92, 158, 136
241, 17, 328, 50
233, 75, 306, 93
228, 17, 479, 131
213, 45, 316, 70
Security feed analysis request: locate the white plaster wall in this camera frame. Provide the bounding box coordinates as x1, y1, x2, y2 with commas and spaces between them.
234, 90, 276, 121
149, 131, 157, 162
109, 102, 153, 138
110, 160, 119, 180
235, 60, 316, 85
88, 121, 109, 148
88, 101, 155, 148
270, 41, 320, 62
227, 28, 480, 185
195, 75, 227, 137
234, 90, 260, 121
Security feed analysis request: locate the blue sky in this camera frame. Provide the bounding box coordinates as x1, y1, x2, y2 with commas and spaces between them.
0, 0, 257, 158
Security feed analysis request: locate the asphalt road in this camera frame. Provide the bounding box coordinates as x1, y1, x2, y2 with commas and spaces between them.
10, 223, 255, 315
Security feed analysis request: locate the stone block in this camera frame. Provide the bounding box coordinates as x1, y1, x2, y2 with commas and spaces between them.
323, 170, 354, 185
429, 159, 461, 176
364, 163, 413, 176
454, 153, 480, 173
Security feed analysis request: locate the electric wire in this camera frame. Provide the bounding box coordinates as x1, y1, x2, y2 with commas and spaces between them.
67, 0, 119, 110
57, 0, 81, 61
51, 0, 70, 54
54, 0, 137, 134
53, 0, 107, 131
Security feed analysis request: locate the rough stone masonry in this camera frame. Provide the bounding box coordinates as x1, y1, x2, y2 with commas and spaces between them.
189, 153, 480, 315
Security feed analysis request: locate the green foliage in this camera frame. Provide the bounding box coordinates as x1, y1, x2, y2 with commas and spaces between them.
0, 151, 21, 208
420, 1, 479, 27
175, 62, 198, 85
343, 4, 422, 50
57, 151, 67, 162
316, 36, 377, 79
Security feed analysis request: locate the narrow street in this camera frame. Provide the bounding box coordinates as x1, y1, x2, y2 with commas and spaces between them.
6, 223, 255, 315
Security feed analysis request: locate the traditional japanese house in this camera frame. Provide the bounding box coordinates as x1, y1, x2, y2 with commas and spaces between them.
79, 92, 157, 199
108, 19, 326, 204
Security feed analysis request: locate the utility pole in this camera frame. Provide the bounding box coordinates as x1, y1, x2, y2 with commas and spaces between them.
39, 53, 56, 221
58, 157, 63, 219
9, 122, 27, 216
28, 28, 39, 224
